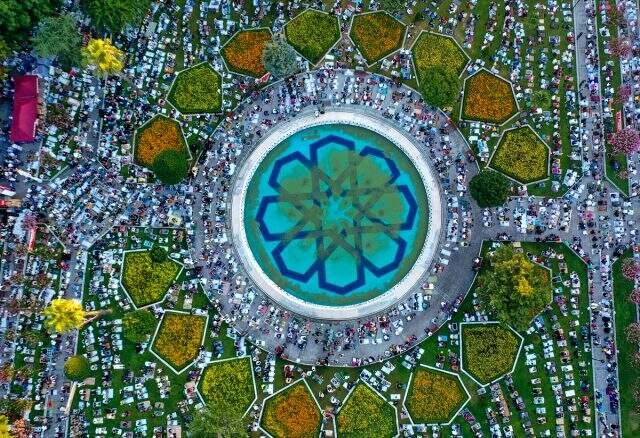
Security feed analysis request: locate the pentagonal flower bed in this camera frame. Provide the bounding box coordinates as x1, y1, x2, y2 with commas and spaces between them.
261, 380, 321, 438
133, 114, 189, 168
222, 29, 271, 77
350, 11, 405, 65
337, 384, 396, 437
412, 32, 469, 83
199, 357, 256, 419
121, 250, 181, 307
167, 62, 222, 114
285, 9, 340, 64
461, 69, 518, 124
151, 312, 206, 373
490, 126, 550, 184
461, 323, 521, 385
405, 367, 469, 424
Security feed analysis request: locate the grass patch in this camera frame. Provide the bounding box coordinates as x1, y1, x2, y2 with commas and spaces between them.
199, 357, 255, 418
406, 367, 467, 424
167, 63, 222, 114
462, 324, 520, 384
491, 126, 549, 184
336, 384, 396, 437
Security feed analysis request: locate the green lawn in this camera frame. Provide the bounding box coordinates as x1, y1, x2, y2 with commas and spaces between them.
613, 252, 640, 435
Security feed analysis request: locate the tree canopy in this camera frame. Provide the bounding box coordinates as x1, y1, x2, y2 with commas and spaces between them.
150, 245, 168, 263
152, 149, 190, 185
0, 0, 60, 45
33, 14, 82, 68
43, 299, 86, 333
123, 309, 156, 343
81, 0, 149, 34
421, 66, 460, 109
262, 37, 298, 78
477, 245, 551, 330
469, 170, 511, 208
64, 355, 91, 381
82, 38, 125, 77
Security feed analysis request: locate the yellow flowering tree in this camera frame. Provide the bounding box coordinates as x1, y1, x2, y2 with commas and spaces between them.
43, 298, 108, 333
82, 38, 124, 77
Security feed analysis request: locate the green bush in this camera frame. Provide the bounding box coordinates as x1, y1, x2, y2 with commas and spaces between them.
123, 309, 157, 343
150, 245, 168, 263
469, 170, 511, 208
64, 355, 91, 381
285, 10, 340, 64
421, 66, 460, 109
153, 149, 189, 185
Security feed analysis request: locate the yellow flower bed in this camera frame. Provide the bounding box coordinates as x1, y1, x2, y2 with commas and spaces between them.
222, 29, 271, 77
337, 384, 396, 437
262, 383, 320, 438
462, 70, 517, 124
406, 368, 466, 423
200, 358, 254, 418
412, 32, 468, 82
462, 325, 519, 384
153, 313, 206, 370
491, 127, 549, 184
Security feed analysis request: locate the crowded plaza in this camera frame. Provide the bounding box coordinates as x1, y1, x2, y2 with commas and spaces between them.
1, 0, 640, 437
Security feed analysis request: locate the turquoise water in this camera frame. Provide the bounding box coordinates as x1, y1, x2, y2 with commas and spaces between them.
244, 123, 429, 307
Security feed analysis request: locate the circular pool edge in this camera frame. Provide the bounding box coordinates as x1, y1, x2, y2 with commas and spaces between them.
230, 110, 443, 320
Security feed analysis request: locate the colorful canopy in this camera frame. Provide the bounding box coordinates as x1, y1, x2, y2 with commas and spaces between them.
9, 75, 39, 143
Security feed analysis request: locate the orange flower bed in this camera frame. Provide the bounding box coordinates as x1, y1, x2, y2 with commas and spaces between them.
262, 383, 320, 438
462, 70, 517, 124
222, 29, 271, 77
351, 12, 405, 64
135, 116, 186, 167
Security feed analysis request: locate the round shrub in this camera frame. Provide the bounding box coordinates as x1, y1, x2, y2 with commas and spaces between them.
150, 245, 168, 263
470, 170, 511, 208
123, 309, 157, 343
421, 66, 460, 109
64, 355, 91, 381
152, 149, 189, 185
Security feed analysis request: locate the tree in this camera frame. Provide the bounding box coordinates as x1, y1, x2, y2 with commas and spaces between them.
0, 38, 9, 61
629, 289, 640, 305
150, 245, 168, 263
421, 66, 460, 109
82, 38, 124, 78
123, 309, 156, 343
626, 322, 640, 344
81, 0, 149, 34
611, 128, 640, 155
33, 14, 82, 68
469, 170, 511, 208
43, 299, 107, 333
477, 245, 551, 330
63, 355, 91, 381
0, 0, 59, 45
532, 90, 552, 109
622, 258, 640, 280
152, 149, 189, 185
615, 85, 632, 105
609, 38, 632, 58
262, 37, 298, 78
189, 402, 247, 438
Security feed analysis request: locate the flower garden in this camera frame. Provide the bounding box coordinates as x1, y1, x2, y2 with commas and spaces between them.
284, 9, 340, 64
133, 115, 188, 168
121, 250, 181, 307
412, 32, 469, 83
199, 357, 255, 420
261, 381, 320, 438
405, 367, 468, 424
336, 384, 396, 437
491, 126, 550, 184
151, 312, 206, 371
461, 70, 518, 124
167, 62, 222, 114
350, 12, 405, 65
221, 29, 271, 77
461, 324, 521, 385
